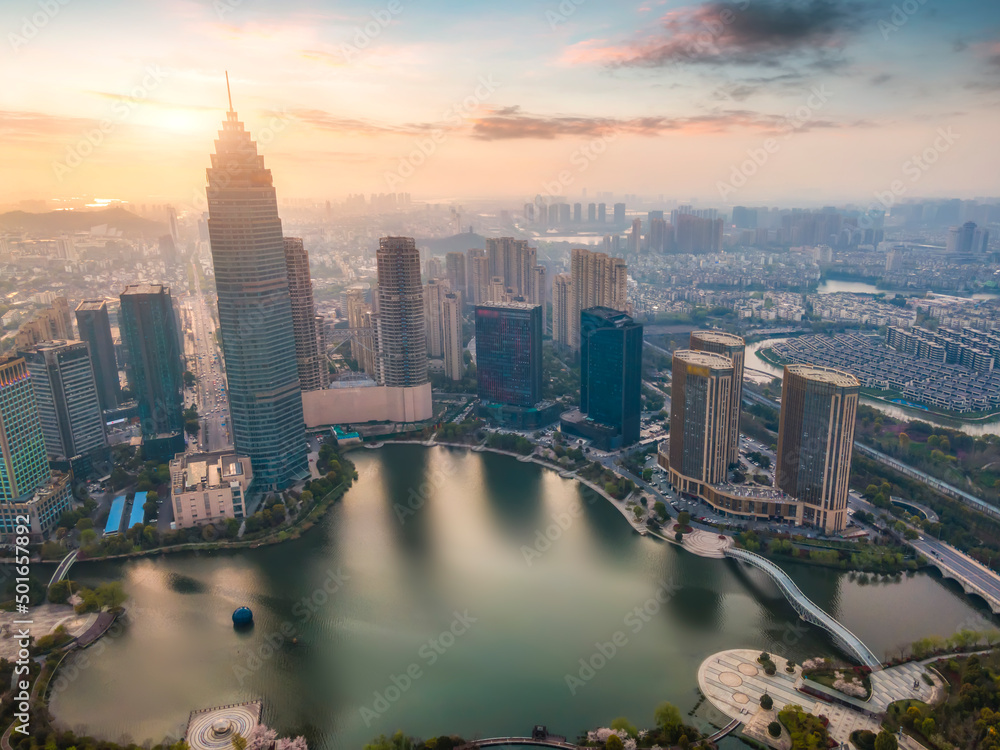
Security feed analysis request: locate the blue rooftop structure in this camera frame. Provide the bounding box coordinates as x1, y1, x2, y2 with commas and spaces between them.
128, 491, 147, 529
104, 496, 126, 536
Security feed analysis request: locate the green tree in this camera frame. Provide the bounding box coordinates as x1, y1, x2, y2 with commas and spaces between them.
75, 517, 94, 531
610, 718, 637, 738
232, 735, 247, 750
48, 579, 72, 604
605, 736, 623, 750
677, 511, 691, 526
899, 433, 910, 452
654, 701, 682, 732
96, 581, 127, 610
873, 731, 897, 750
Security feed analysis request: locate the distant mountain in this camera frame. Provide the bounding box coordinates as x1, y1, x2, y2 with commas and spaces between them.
416, 232, 489, 254
0, 206, 166, 236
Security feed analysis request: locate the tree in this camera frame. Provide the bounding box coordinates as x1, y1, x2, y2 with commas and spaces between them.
183, 370, 196, 388
610, 718, 637, 738
48, 579, 72, 604
97, 581, 127, 609
654, 701, 682, 732
605, 736, 623, 750
653, 501, 667, 520
899, 433, 911, 452
677, 511, 691, 526
760, 693, 773, 710
642, 468, 653, 482
873, 731, 897, 750
75, 517, 93, 531
767, 722, 781, 738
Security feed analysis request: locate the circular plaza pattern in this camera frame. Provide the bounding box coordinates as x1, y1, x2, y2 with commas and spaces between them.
739, 663, 759, 676
186, 704, 260, 750
733, 692, 749, 704
718, 671, 743, 687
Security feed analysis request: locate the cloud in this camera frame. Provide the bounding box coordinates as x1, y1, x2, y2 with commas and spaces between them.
289, 108, 439, 136
467, 105, 852, 140
0, 110, 99, 144
564, 0, 865, 70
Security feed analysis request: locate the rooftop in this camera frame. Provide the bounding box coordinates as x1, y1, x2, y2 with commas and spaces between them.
785, 363, 859, 388
121, 283, 168, 296
691, 330, 745, 347
673, 348, 734, 371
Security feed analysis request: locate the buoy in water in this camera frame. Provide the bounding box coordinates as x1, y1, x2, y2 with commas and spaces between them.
232, 606, 253, 627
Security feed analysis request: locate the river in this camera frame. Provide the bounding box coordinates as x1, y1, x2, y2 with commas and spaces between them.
817, 278, 1000, 299
48, 446, 992, 749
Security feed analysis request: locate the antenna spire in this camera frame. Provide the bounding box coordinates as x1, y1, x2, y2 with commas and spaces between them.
225, 71, 234, 113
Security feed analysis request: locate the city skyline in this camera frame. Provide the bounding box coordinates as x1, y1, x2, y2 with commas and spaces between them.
3, 0, 999, 205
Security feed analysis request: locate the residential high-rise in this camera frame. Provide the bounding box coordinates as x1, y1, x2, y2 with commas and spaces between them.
14, 297, 72, 350
475, 302, 542, 408
529, 265, 547, 332
119, 284, 185, 460
345, 289, 377, 376
776, 365, 859, 534
19, 340, 108, 468
667, 349, 734, 486
425, 256, 444, 280
587, 203, 597, 223
488, 276, 508, 303
485, 237, 535, 296
613, 203, 626, 227
206, 102, 308, 490
376, 237, 428, 387
442, 292, 464, 381
552, 273, 572, 347
628, 218, 642, 254
0, 355, 72, 539
424, 278, 448, 358
445, 252, 467, 299
75, 300, 119, 411
689, 331, 745, 467
283, 237, 328, 392
467, 249, 489, 305
579, 307, 642, 446
598, 203, 607, 223
569, 248, 628, 348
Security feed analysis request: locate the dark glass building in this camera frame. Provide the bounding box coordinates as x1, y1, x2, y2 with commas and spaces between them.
579, 307, 642, 446
119, 284, 184, 460
206, 103, 308, 491
74, 300, 119, 411
475, 302, 542, 408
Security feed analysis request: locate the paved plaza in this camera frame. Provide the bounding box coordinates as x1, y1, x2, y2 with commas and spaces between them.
681, 529, 732, 558
698, 649, 942, 748
0, 604, 97, 660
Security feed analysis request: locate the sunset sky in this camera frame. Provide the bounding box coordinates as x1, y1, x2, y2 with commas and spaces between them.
3, 0, 999, 208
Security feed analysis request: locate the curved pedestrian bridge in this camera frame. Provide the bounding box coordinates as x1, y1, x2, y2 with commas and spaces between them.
724, 547, 882, 670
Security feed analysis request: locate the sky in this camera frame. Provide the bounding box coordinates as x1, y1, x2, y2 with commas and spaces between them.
2, 0, 999, 209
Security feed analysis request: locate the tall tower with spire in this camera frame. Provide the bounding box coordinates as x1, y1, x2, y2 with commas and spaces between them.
205, 80, 308, 491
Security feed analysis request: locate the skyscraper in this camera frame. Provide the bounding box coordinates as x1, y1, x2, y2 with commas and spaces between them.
776, 365, 859, 533
613, 202, 626, 227
667, 349, 734, 486
552, 273, 572, 347
0, 355, 72, 539
579, 307, 642, 446
19, 340, 108, 468
442, 292, 464, 382
445, 252, 467, 299
689, 331, 745, 467
569, 248, 628, 348
423, 278, 448, 358
345, 289, 377, 376
529, 265, 547, 332
485, 237, 535, 296
467, 249, 489, 305
284, 237, 328, 392
119, 284, 185, 460
475, 302, 542, 408
376, 237, 428, 387
75, 300, 119, 411
206, 101, 308, 490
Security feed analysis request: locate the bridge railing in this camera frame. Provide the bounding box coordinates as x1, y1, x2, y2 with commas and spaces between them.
725, 547, 881, 669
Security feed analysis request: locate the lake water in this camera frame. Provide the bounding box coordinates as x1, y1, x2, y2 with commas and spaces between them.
47, 446, 992, 749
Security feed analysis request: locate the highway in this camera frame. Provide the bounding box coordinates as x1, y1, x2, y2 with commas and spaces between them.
182, 261, 232, 453
911, 535, 1000, 612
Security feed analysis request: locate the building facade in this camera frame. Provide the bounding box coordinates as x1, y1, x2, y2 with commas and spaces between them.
19, 340, 108, 469
119, 284, 185, 460
579, 307, 643, 446
667, 349, 734, 486
169, 450, 252, 528
442, 292, 464, 381
376, 237, 428, 387
689, 331, 745, 467
475, 302, 542, 408
552, 273, 572, 347
445, 252, 466, 300
0, 355, 72, 539
206, 106, 308, 490
74, 300, 119, 411
569, 248, 628, 348
283, 237, 328, 392
776, 365, 859, 534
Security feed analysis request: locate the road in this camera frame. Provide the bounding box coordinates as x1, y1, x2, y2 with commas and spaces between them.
911, 535, 1000, 611
181, 261, 232, 453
